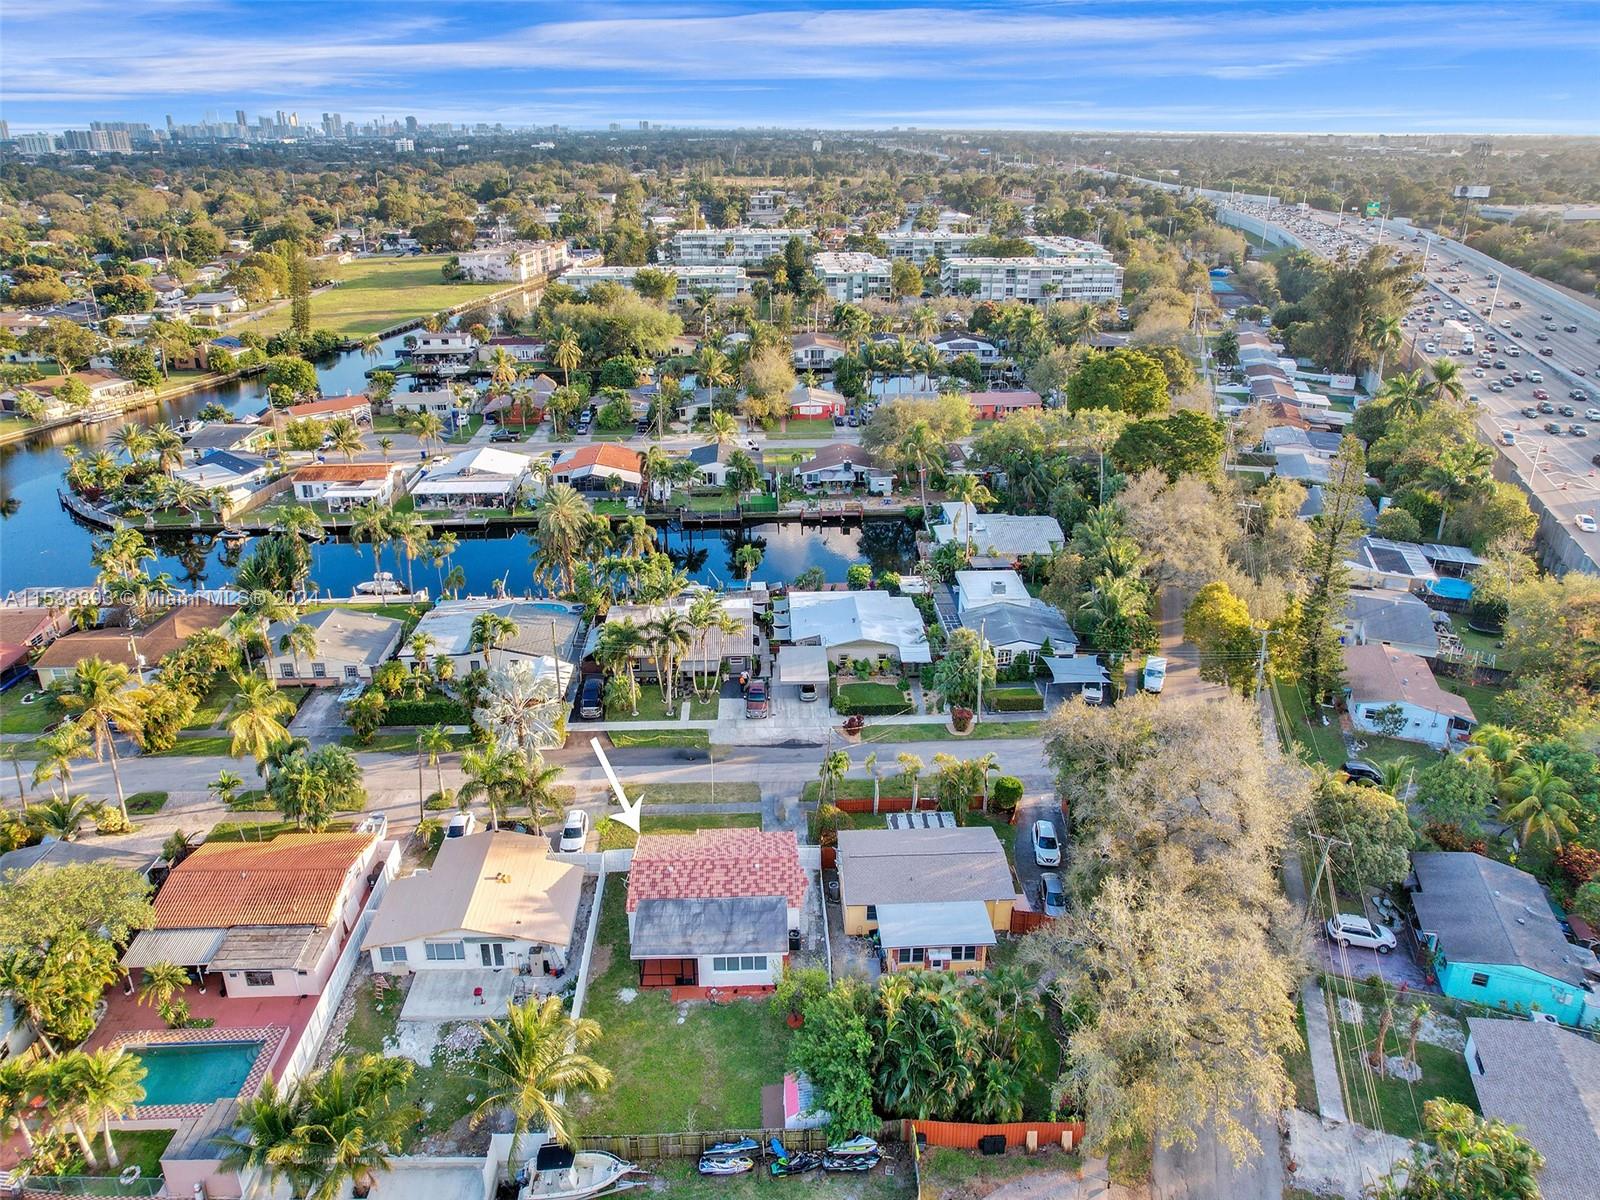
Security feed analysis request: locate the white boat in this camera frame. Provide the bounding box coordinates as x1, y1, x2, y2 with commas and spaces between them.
354, 571, 404, 595
517, 1148, 639, 1200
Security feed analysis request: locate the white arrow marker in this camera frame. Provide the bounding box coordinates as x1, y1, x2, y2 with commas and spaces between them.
590, 737, 642, 833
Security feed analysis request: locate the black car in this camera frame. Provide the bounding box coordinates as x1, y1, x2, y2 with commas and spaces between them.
1342, 760, 1384, 786
490, 428, 520, 443
1560, 405, 1577, 418
577, 675, 604, 720
1538, 401, 1555, 414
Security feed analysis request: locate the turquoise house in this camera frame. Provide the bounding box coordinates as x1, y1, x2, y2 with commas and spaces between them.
1409, 852, 1600, 1029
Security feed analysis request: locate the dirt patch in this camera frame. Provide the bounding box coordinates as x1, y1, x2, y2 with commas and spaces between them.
589, 940, 614, 982
1336, 997, 1365, 1025
1415, 1009, 1466, 1051
1382, 1056, 1423, 1082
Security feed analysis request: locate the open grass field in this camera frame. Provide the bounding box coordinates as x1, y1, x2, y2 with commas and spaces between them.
575, 881, 791, 1132
623, 781, 761, 806
237, 255, 510, 338
606, 728, 711, 750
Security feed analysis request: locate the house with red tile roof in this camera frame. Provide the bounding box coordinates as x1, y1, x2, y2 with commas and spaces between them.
120, 832, 392, 999
550, 443, 644, 493
968, 389, 1043, 420
625, 829, 807, 992
266, 393, 372, 424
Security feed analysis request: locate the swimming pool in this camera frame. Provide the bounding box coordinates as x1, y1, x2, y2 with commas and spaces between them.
134, 1040, 265, 1106
1428, 577, 1475, 601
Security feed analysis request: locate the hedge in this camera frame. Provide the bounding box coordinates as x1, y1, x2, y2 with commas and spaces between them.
832, 683, 913, 717
382, 697, 471, 726
987, 687, 1044, 713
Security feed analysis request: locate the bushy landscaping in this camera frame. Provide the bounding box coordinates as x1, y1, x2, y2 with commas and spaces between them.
832, 680, 913, 716
986, 685, 1044, 713
575, 882, 790, 1132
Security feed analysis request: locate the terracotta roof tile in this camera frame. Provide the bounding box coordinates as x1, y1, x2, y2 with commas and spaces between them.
152, 833, 374, 929
626, 829, 807, 912
292, 463, 397, 482
557, 443, 643, 474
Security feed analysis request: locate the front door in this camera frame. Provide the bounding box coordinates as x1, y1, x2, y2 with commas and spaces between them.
480, 942, 504, 967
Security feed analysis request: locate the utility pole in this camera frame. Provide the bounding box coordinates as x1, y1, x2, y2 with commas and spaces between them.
1306, 831, 1352, 919
1254, 626, 1270, 698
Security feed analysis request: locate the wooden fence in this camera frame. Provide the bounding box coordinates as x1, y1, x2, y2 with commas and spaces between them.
837, 795, 915, 813
578, 1124, 898, 1160
1009, 908, 1055, 935
903, 1118, 1083, 1153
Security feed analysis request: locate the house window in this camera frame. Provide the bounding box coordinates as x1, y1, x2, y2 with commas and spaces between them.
312, 662, 327, 678
865, 905, 877, 922
280, 663, 296, 678
424, 941, 465, 961
711, 955, 768, 974
378, 946, 408, 964
1470, 972, 1490, 987
950, 946, 980, 962
480, 943, 505, 967
905, 947, 926, 964
243, 970, 275, 987
344, 666, 359, 680
995, 649, 1012, 666
470, 660, 482, 672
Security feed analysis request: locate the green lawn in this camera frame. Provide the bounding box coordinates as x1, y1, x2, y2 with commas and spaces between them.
834, 681, 913, 715
624, 781, 761, 806
54, 1128, 176, 1181
576, 882, 791, 1132
596, 811, 762, 851
208, 819, 354, 842
446, 415, 485, 444
238, 256, 511, 338
1435, 676, 1505, 725
0, 687, 62, 735
960, 811, 1019, 871
151, 734, 235, 757
1272, 678, 1346, 768
607, 729, 711, 750
1447, 616, 1503, 660
801, 776, 915, 805
339, 976, 481, 1145
606, 688, 719, 722
1284, 999, 1319, 1114
341, 731, 476, 753
125, 791, 168, 816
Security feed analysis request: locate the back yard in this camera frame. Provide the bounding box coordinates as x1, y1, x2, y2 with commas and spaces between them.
574, 881, 791, 1133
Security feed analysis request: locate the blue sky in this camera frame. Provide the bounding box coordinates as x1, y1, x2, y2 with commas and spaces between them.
3, 0, 1598, 134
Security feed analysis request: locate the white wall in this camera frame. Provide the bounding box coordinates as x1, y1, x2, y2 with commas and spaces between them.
1351, 700, 1455, 750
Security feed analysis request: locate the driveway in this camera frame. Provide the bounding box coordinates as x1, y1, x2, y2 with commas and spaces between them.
1315, 922, 1438, 992
1013, 793, 1065, 909
290, 686, 348, 739
1155, 585, 1231, 704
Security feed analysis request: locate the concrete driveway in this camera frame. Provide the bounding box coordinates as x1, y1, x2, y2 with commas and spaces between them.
289, 687, 349, 739
1013, 794, 1065, 909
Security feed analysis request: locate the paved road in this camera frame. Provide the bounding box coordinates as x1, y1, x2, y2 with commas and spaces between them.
1156, 584, 1231, 704
1151, 1112, 1284, 1200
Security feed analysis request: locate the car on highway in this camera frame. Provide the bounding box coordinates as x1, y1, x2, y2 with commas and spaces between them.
1326, 913, 1397, 954
1031, 820, 1062, 868
1538, 401, 1555, 414
1533, 389, 1550, 401
1528, 370, 1543, 382
1588, 409, 1600, 422
1521, 406, 1538, 418
1571, 424, 1589, 437
555, 808, 590, 853
1560, 405, 1577, 417
1489, 383, 1503, 393
1577, 514, 1598, 534
1536, 333, 1550, 342
1039, 871, 1067, 918
1545, 422, 1563, 435
1566, 324, 1580, 333
1501, 430, 1516, 446
1541, 347, 1556, 357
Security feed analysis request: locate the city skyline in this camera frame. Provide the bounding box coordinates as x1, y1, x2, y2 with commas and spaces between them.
2, 0, 1598, 136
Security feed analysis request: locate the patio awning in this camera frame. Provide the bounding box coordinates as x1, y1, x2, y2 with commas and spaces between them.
121, 927, 226, 970
874, 901, 997, 950
777, 645, 830, 685
1041, 655, 1109, 686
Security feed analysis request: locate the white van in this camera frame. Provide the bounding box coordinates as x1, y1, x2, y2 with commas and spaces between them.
1143, 657, 1168, 694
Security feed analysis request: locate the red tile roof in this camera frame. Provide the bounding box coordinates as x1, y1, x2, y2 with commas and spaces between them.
278, 394, 371, 419
153, 833, 374, 929
557, 443, 643, 475
626, 829, 807, 912
292, 463, 397, 482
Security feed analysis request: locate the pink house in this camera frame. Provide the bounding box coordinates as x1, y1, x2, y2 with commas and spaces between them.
969, 389, 1043, 420
120, 833, 390, 999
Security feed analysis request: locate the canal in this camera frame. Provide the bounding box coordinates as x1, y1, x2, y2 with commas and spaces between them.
0, 332, 916, 597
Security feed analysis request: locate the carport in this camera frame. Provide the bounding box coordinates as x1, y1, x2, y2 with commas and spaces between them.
1041, 654, 1110, 702
777, 645, 829, 695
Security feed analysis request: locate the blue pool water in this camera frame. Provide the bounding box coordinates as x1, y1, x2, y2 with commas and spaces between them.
135, 1040, 263, 1106
1428, 577, 1475, 601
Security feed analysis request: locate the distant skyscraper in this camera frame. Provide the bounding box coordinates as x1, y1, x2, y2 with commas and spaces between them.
0, 121, 10, 141
165, 114, 175, 131
236, 109, 247, 127
639, 120, 649, 130
405, 115, 418, 135
275, 110, 287, 127
609, 123, 620, 132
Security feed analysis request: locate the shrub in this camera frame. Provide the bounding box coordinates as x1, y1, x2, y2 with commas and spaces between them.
988, 687, 1044, 712
1423, 822, 1486, 855
1555, 844, 1600, 885
383, 697, 470, 726
991, 776, 1024, 813
95, 807, 133, 835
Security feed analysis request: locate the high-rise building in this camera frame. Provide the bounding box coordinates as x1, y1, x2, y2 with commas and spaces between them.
15, 132, 58, 154
0, 121, 10, 142
275, 110, 287, 128
236, 109, 248, 127
165, 115, 175, 131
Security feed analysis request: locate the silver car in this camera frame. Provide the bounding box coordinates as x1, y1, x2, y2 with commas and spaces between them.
1326, 913, 1396, 954
1039, 872, 1067, 918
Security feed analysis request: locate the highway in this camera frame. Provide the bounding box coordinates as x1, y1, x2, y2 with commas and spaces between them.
1224, 199, 1600, 572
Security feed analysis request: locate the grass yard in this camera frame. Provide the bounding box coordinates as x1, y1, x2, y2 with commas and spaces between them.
446, 415, 485, 443
606, 689, 719, 722
339, 976, 481, 1145
624, 781, 761, 806
919, 1146, 1079, 1200
1284, 999, 1318, 1113
1272, 678, 1345, 768
1434, 676, 1505, 725
56, 1128, 176, 1181
1324, 984, 1479, 1140
834, 681, 913, 714
607, 729, 711, 750
125, 791, 168, 816
575, 882, 791, 1133
960, 811, 1019, 871
596, 810, 762, 851
238, 256, 510, 338
227, 788, 275, 811
152, 734, 235, 757
342, 730, 476, 753
0, 687, 63, 735
801, 776, 915, 805
644, 1160, 912, 1200
208, 819, 354, 842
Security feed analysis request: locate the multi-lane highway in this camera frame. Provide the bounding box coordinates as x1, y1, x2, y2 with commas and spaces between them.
1224, 199, 1600, 573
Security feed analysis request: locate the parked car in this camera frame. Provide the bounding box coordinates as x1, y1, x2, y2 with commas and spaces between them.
1577, 514, 1598, 534
1326, 913, 1397, 954
1342, 759, 1384, 785
557, 808, 590, 852
446, 811, 477, 839
355, 812, 388, 839
744, 678, 770, 718
1031, 819, 1062, 867
490, 428, 521, 443
577, 674, 604, 720
1080, 680, 1105, 705
1039, 872, 1067, 918
798, 682, 819, 702
1142, 656, 1167, 694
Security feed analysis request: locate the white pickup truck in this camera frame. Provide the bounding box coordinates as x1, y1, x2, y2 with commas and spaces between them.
1143, 656, 1168, 694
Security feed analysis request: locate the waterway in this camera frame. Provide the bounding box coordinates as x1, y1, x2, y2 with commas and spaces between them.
0, 330, 916, 598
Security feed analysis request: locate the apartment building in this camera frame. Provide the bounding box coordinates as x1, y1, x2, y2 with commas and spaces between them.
883, 230, 979, 265
812, 252, 892, 302
1026, 235, 1116, 262
669, 227, 809, 266
940, 255, 1123, 305
748, 189, 788, 225
456, 240, 570, 283
562, 264, 751, 302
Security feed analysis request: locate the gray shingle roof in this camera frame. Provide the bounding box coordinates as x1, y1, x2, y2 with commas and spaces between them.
1467, 1018, 1600, 1200
630, 896, 789, 958
1345, 590, 1440, 657
960, 599, 1077, 650
1411, 853, 1600, 987
836, 827, 1015, 907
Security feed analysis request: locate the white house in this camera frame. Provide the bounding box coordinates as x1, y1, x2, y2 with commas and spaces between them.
400, 598, 584, 677
781, 590, 932, 668
266, 607, 405, 686
1344, 643, 1476, 749
929, 332, 1000, 365
173, 450, 273, 507
291, 462, 404, 512
687, 443, 766, 488
791, 443, 893, 494
626, 829, 809, 992
1345, 536, 1438, 591
812, 252, 891, 302
409, 331, 477, 375
476, 335, 546, 364
549, 443, 644, 493
362, 832, 584, 976
409, 446, 534, 509
790, 333, 850, 371
389, 388, 457, 419
954, 569, 1076, 664
932, 502, 1065, 560
883, 231, 980, 265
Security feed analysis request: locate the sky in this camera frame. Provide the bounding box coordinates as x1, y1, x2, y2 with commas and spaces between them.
3, 0, 1598, 135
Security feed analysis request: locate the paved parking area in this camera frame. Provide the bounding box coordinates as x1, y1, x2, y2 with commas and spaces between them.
1014, 794, 1066, 909
289, 687, 348, 739
398, 967, 556, 1021
1316, 925, 1438, 992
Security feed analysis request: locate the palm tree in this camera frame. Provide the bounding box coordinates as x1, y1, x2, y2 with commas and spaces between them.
43, 1055, 100, 1166
217, 1075, 317, 1200
1377, 368, 1428, 420
56, 657, 142, 824
0, 1056, 43, 1150
694, 344, 732, 415
1064, 302, 1100, 348
469, 611, 519, 661
421, 724, 453, 810
278, 621, 319, 679
1422, 443, 1491, 540
897, 753, 924, 811
27, 793, 99, 841
971, 750, 998, 812
1364, 314, 1403, 380
723, 451, 762, 507
596, 619, 645, 717
64, 1048, 147, 1168
705, 410, 739, 446
1424, 356, 1467, 406
297, 1054, 418, 1200
487, 347, 518, 396
350, 502, 393, 579
731, 542, 763, 582
1466, 724, 1525, 784
377, 435, 394, 462
225, 673, 297, 764
616, 515, 654, 557
818, 749, 850, 807
458, 745, 524, 833
645, 611, 693, 709
898, 420, 940, 520
408, 410, 445, 455
529, 484, 592, 594
138, 960, 193, 1028
950, 474, 998, 554
550, 327, 583, 389
474, 996, 612, 1156
386, 509, 433, 595
1501, 761, 1578, 848
31, 718, 89, 800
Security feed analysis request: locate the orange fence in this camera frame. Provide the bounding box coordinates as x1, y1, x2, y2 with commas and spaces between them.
1009, 908, 1055, 934
903, 1118, 1084, 1152
836, 796, 915, 813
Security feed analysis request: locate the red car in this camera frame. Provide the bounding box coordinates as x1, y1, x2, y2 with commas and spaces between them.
1533, 389, 1550, 401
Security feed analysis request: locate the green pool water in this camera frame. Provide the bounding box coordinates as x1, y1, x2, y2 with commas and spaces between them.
134, 1041, 264, 1106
